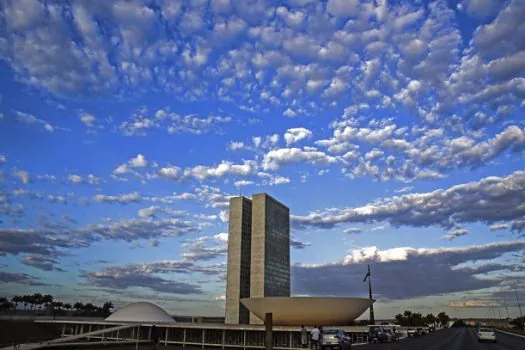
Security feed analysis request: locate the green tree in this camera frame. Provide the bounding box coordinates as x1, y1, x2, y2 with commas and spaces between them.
437, 312, 450, 327
31, 293, 44, 310
22, 295, 31, 310
83, 303, 96, 314
42, 294, 54, 309
424, 313, 437, 326
11, 296, 22, 311
64, 303, 72, 313
0, 297, 14, 311
102, 302, 114, 315
73, 302, 84, 314
510, 316, 525, 330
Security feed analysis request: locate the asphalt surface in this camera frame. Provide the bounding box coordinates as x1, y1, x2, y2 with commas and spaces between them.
358, 328, 525, 350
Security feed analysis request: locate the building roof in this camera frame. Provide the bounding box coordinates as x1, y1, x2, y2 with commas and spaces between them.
105, 301, 176, 324
241, 297, 372, 326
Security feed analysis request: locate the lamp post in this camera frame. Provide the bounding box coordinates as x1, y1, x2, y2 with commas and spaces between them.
362, 264, 375, 324
516, 290, 524, 331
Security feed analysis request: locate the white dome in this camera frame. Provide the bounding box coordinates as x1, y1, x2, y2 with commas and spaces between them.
105, 302, 175, 324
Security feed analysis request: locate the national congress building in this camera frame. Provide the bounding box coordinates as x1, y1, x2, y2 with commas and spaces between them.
225, 193, 290, 324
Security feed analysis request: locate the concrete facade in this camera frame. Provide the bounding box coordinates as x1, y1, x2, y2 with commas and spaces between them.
225, 196, 252, 324
225, 193, 290, 325
250, 193, 290, 324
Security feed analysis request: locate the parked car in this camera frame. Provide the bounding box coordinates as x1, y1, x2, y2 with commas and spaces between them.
416, 327, 427, 336
381, 326, 400, 341
367, 325, 391, 343
477, 328, 496, 343
320, 329, 352, 350
407, 328, 417, 338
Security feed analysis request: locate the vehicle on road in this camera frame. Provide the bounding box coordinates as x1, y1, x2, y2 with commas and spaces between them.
320, 329, 352, 350
381, 325, 400, 341
367, 325, 393, 343
477, 328, 496, 343
407, 328, 417, 337
416, 327, 427, 336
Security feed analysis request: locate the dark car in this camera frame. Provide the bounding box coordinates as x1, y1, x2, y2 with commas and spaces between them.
368, 326, 390, 343
416, 327, 427, 336
320, 329, 352, 350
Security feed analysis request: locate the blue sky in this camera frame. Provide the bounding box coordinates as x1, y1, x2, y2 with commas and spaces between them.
1, 0, 524, 319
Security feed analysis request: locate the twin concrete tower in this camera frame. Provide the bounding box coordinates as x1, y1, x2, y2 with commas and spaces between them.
225, 193, 290, 324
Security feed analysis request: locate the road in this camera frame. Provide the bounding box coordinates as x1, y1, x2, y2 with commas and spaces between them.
358, 327, 525, 350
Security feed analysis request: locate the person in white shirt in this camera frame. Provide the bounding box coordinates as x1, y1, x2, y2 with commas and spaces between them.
311, 326, 320, 350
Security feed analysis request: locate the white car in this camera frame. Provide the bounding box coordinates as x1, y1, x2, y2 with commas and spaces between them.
477, 328, 496, 343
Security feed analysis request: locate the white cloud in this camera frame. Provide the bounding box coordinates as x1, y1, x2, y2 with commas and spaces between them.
284, 127, 313, 145
80, 112, 96, 127
283, 108, 297, 118
119, 108, 231, 137
93, 192, 141, 204
234, 180, 254, 187
257, 172, 291, 186
186, 160, 258, 181
394, 186, 414, 193
157, 166, 180, 180
228, 141, 245, 151
214, 233, 228, 243
0, 155, 6, 164
344, 227, 361, 234
263, 148, 338, 171
442, 228, 469, 241
138, 206, 161, 218
326, 0, 359, 18
448, 299, 501, 308
113, 154, 149, 176
12, 169, 30, 184
130, 154, 148, 168
252, 134, 280, 149
489, 223, 510, 231
15, 111, 54, 132
293, 170, 525, 232
113, 164, 129, 175
67, 174, 101, 185
371, 225, 388, 232
68, 174, 83, 184
340, 240, 525, 265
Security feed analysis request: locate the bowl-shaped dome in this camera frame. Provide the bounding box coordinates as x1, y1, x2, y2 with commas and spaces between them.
241, 297, 372, 326
105, 301, 175, 324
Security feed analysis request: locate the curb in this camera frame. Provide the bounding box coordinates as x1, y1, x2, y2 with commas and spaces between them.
495, 329, 525, 339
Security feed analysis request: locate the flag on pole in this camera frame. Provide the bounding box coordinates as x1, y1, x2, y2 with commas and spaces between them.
363, 265, 371, 282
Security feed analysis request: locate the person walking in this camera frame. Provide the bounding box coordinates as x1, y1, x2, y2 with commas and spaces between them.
311, 325, 320, 350
301, 325, 308, 348
150, 325, 161, 350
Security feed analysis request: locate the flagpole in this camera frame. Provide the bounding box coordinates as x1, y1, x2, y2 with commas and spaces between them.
368, 264, 375, 324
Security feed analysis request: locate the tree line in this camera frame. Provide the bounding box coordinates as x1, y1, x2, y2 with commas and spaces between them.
394, 310, 450, 327
0, 293, 114, 317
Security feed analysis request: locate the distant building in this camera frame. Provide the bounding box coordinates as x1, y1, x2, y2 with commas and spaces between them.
225, 193, 290, 324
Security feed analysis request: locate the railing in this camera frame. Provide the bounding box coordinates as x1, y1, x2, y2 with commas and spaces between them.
57, 324, 370, 349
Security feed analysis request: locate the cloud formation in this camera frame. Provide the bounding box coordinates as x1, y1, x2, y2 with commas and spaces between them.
293, 240, 525, 300
293, 170, 525, 233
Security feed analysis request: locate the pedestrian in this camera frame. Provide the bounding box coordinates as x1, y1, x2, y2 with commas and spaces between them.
301, 325, 308, 348
311, 325, 320, 350
150, 325, 161, 350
